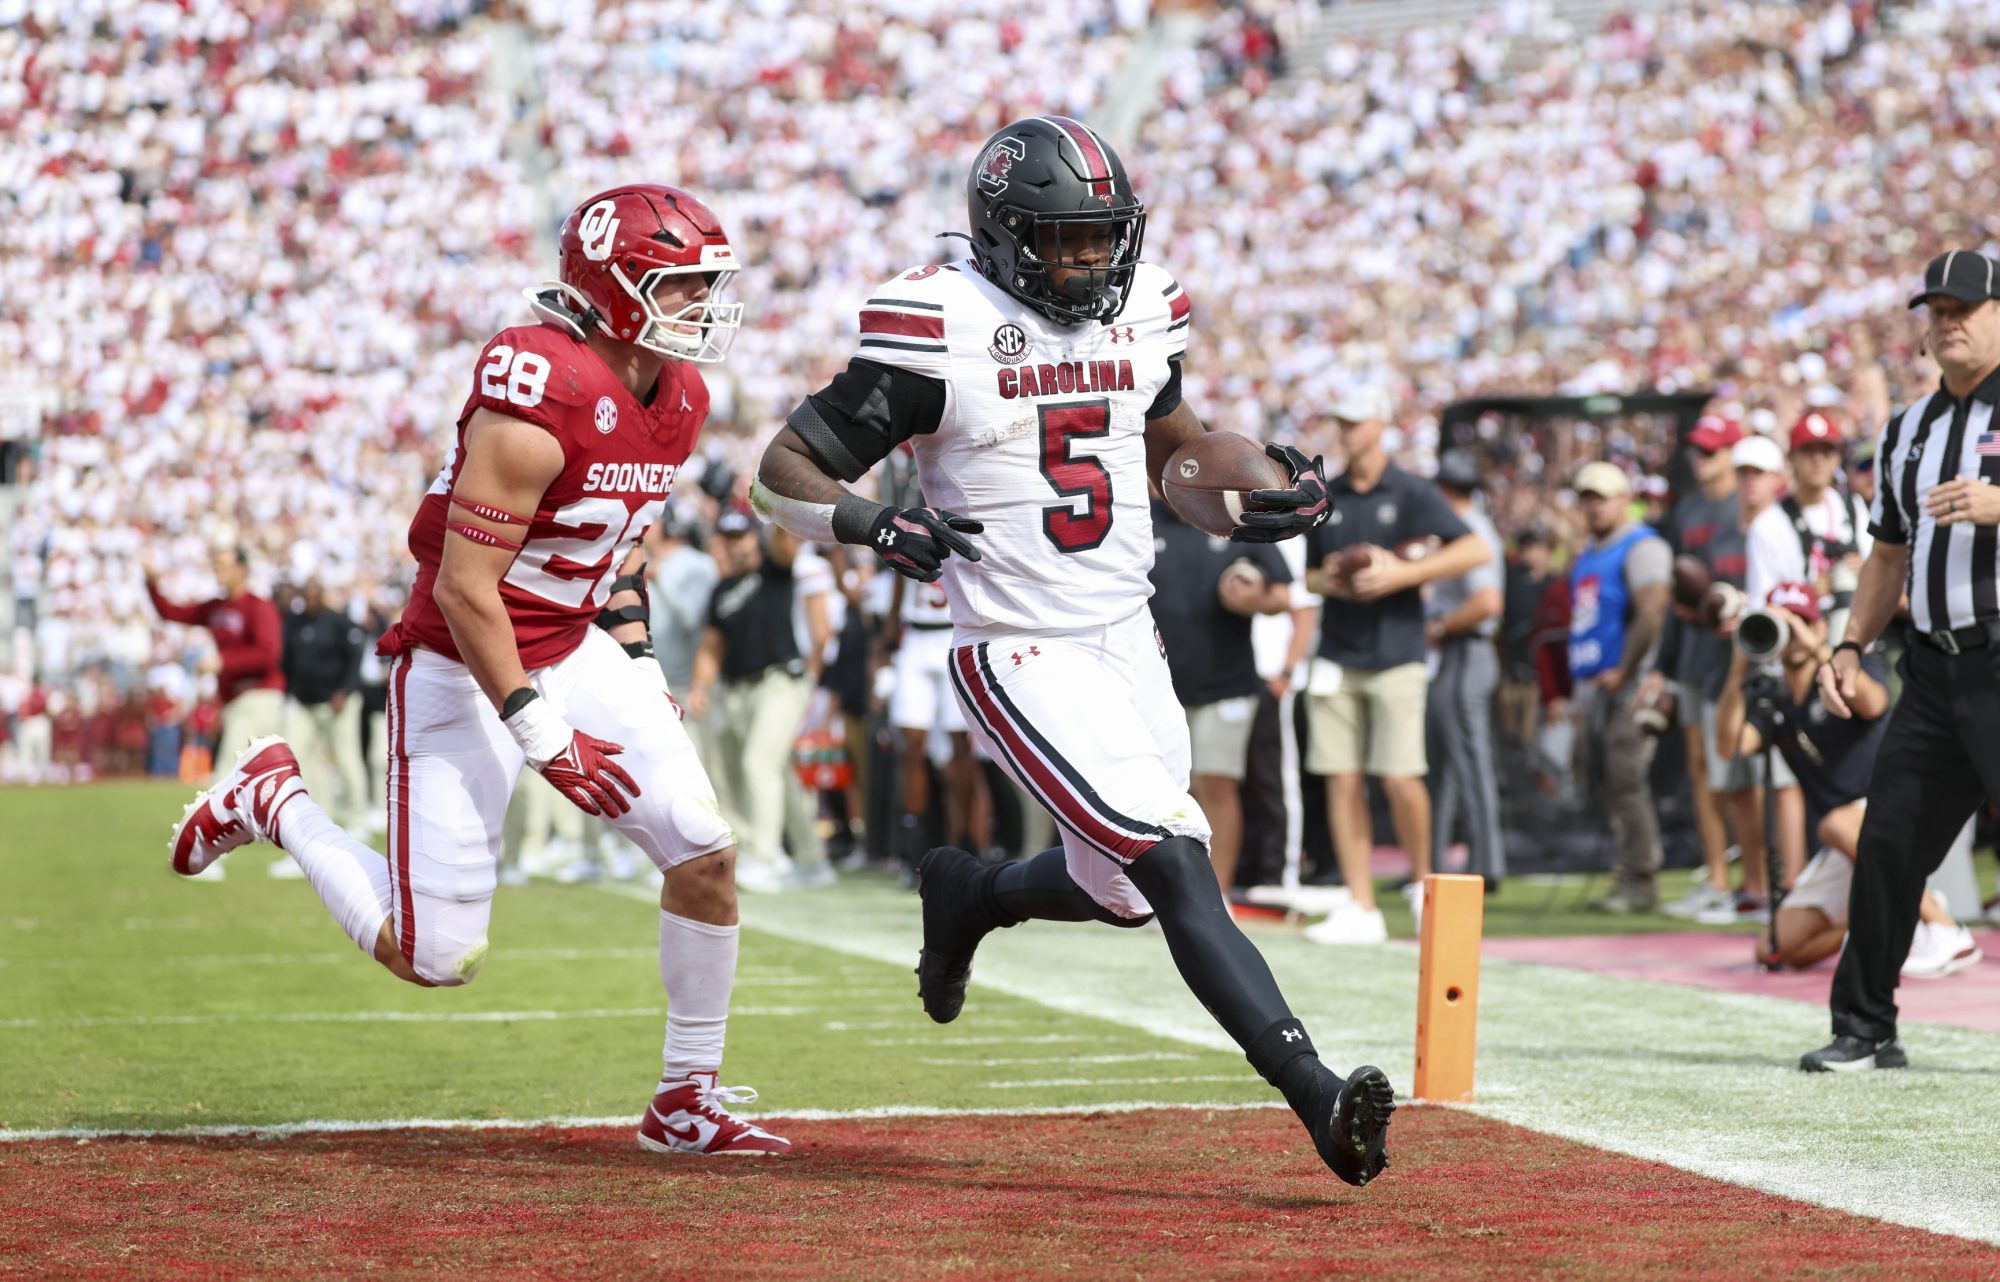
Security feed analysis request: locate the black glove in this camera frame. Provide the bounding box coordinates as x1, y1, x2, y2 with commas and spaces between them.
859, 505, 983, 583
1230, 443, 1332, 544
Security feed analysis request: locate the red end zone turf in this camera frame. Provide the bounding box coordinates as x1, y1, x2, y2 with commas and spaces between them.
4, 1107, 1993, 1280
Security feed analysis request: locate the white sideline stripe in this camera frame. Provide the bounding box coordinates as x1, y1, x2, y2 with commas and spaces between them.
920, 1053, 1201, 1067
984, 1075, 1247, 1089
864, 1034, 1097, 1047
0, 1100, 1288, 1145
0, 1007, 666, 1030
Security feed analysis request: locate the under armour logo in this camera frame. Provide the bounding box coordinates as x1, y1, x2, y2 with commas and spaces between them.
1282, 1028, 1302, 1042
1106, 326, 1135, 344
877, 529, 896, 546
1009, 646, 1041, 666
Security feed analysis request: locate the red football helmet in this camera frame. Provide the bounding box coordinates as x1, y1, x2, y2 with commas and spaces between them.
532, 184, 743, 363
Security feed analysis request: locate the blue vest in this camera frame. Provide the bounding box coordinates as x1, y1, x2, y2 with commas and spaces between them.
1569, 524, 1655, 680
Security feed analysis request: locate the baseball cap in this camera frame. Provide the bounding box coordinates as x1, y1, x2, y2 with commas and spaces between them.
1637, 474, 1670, 499
1433, 449, 1483, 490
1851, 436, 1878, 472
1571, 461, 1632, 498
1789, 411, 1841, 451
1687, 414, 1743, 453
1329, 385, 1393, 424
1908, 249, 2000, 309
1766, 581, 1822, 624
715, 508, 758, 536
1731, 435, 1786, 474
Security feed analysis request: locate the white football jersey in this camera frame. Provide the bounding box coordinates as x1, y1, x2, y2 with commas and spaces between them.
853, 258, 1190, 636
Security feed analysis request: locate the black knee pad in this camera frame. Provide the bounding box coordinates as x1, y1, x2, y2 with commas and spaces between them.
1122, 835, 1218, 908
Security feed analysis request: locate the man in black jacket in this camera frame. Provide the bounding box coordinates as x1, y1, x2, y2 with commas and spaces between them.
281, 581, 369, 854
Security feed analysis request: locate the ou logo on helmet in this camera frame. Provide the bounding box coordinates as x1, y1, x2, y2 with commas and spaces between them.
578, 200, 621, 262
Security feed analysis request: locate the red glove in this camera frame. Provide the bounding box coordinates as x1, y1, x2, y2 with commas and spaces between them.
503, 691, 641, 817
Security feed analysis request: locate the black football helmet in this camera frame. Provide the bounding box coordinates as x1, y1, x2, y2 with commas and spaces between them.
964, 116, 1146, 326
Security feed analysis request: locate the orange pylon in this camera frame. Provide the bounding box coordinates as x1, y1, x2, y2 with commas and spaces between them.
1414, 873, 1484, 1102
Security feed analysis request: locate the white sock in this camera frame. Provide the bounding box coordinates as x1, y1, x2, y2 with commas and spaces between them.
659, 909, 737, 1081
275, 792, 392, 955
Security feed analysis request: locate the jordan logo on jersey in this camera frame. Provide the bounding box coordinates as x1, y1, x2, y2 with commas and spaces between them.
997, 359, 1134, 400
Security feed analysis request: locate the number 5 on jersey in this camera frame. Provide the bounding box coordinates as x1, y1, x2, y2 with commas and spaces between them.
1039, 400, 1113, 554
480, 345, 552, 408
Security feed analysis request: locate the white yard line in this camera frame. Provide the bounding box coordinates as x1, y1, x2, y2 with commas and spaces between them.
609, 879, 2000, 1245
0, 1007, 666, 1030
918, 1053, 1201, 1067
983, 1075, 1246, 1089
0, 1099, 1288, 1145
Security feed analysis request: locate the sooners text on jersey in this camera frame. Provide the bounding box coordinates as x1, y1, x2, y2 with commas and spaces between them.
857, 258, 1189, 635
381, 322, 707, 669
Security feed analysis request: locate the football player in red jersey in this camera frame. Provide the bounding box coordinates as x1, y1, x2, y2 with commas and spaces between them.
169, 186, 791, 1156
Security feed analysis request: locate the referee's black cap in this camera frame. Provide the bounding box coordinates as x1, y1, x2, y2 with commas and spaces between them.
1908, 249, 2000, 309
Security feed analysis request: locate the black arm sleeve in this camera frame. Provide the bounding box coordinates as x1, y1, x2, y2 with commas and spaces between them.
786, 358, 949, 483
1144, 356, 1184, 422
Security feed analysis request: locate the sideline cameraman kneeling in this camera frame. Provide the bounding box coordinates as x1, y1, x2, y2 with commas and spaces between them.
1715, 582, 1980, 976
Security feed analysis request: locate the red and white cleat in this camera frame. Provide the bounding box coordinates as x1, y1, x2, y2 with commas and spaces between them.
637, 1072, 793, 1156
168, 736, 306, 876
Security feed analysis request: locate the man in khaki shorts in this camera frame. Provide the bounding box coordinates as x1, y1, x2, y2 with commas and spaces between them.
1297, 390, 1492, 943
1147, 498, 1296, 894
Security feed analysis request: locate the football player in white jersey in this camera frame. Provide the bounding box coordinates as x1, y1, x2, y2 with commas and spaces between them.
751, 117, 1393, 1186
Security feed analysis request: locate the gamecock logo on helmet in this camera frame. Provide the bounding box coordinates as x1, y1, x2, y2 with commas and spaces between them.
977, 139, 1026, 197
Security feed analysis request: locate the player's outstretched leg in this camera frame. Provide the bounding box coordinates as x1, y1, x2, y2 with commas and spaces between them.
638, 850, 791, 1156
915, 845, 1140, 1023
1125, 836, 1396, 1187
171, 735, 413, 981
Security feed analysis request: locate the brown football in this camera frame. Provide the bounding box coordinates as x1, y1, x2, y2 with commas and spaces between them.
1163, 433, 1291, 538
1671, 554, 1713, 610
1698, 582, 1746, 629
1336, 545, 1381, 578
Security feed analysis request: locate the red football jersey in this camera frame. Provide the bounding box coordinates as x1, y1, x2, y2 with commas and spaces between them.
381, 321, 707, 670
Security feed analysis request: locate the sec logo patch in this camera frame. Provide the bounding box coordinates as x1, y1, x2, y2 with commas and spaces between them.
595, 397, 618, 434
989, 323, 1031, 366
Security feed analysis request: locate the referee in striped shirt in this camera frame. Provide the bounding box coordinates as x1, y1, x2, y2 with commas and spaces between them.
1804, 249, 2000, 1071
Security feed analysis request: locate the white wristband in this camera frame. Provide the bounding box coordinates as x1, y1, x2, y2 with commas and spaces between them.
501, 692, 572, 768
749, 478, 838, 542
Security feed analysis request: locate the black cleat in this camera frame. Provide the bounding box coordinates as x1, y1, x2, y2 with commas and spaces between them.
915, 846, 992, 1024
1800, 1035, 1907, 1072
1308, 1064, 1396, 1186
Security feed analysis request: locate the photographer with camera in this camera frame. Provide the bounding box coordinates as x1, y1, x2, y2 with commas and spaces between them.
1804, 249, 2000, 1072
1723, 434, 1811, 902
1714, 583, 1977, 976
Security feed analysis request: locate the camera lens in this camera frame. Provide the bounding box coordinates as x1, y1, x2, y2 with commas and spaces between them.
1737, 609, 1787, 661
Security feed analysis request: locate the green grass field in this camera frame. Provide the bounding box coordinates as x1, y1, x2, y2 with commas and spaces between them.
6, 781, 2000, 1278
